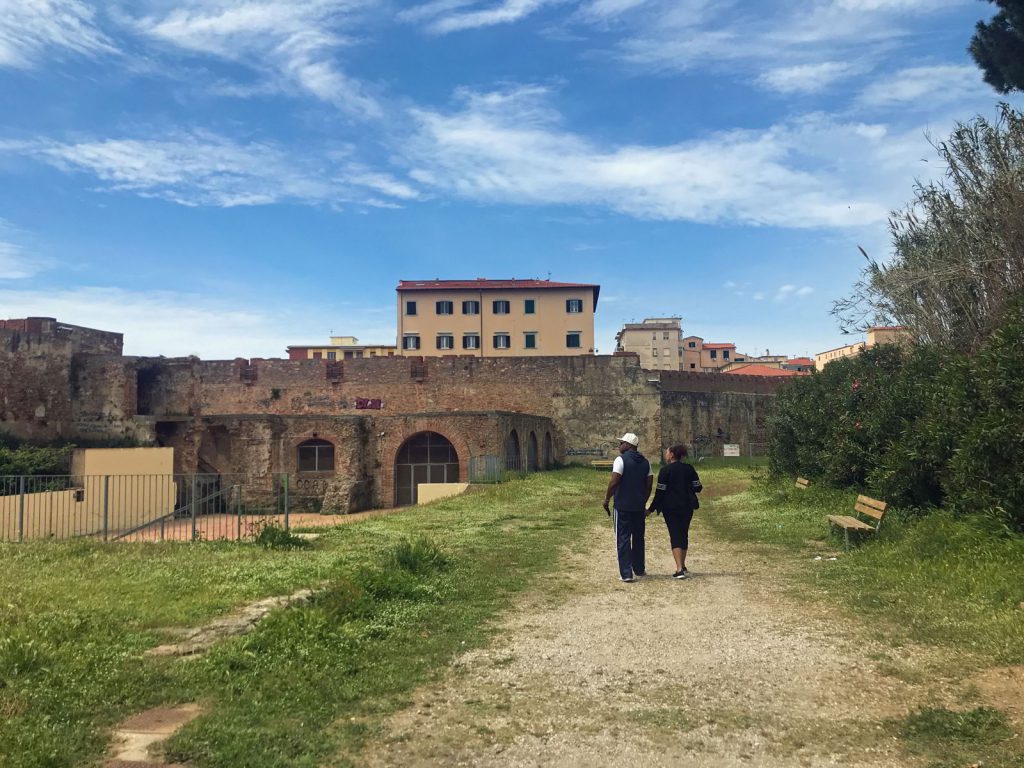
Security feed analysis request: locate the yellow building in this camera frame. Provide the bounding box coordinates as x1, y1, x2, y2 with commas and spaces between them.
287, 336, 397, 360
815, 326, 912, 371
396, 279, 600, 357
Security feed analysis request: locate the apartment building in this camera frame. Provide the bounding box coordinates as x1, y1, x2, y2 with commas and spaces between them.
396, 279, 599, 357
815, 326, 911, 371
287, 336, 397, 361
614, 318, 684, 370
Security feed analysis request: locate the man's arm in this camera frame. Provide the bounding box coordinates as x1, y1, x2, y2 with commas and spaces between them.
644, 474, 654, 505
603, 472, 622, 514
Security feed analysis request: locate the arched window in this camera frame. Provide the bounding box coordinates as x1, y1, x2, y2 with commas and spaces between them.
527, 431, 539, 471
297, 438, 334, 472
394, 432, 460, 506
505, 430, 521, 470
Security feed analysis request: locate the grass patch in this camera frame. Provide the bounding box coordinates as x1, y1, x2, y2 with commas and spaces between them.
705, 477, 1024, 664
0, 468, 606, 768
895, 706, 1021, 768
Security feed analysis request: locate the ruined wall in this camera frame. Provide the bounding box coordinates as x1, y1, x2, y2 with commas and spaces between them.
660, 390, 776, 457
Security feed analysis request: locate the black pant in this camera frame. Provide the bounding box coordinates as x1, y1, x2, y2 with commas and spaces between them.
663, 507, 694, 550
614, 508, 646, 579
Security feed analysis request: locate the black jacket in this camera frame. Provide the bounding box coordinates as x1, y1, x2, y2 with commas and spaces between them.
650, 461, 701, 512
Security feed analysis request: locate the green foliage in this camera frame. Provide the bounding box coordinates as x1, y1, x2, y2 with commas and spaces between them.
389, 536, 451, 574
251, 520, 313, 550
970, 0, 1024, 94
0, 444, 75, 477
902, 705, 1012, 743
770, 302, 1024, 531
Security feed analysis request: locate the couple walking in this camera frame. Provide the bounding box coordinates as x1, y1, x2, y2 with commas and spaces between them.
601, 432, 702, 582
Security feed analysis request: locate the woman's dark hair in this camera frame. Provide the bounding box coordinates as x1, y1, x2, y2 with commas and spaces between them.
668, 444, 688, 460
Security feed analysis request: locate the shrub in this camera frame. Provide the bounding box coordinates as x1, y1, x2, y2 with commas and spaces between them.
388, 536, 451, 575
251, 520, 312, 550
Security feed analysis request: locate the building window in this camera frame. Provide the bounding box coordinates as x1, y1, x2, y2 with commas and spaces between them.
436, 300, 454, 315
312, 351, 322, 360
688, 341, 696, 348
463, 334, 480, 350
653, 348, 659, 357
405, 300, 417, 316
297, 438, 334, 472
524, 299, 535, 314
344, 350, 354, 359
402, 334, 420, 350
524, 332, 537, 349
678, 347, 683, 356
710, 350, 718, 360
723, 350, 730, 360
462, 300, 480, 315
566, 332, 581, 348
690, 363, 696, 369
493, 300, 510, 314
493, 333, 511, 349
369, 351, 377, 356
664, 349, 670, 357
566, 299, 584, 313
327, 351, 336, 360
663, 332, 669, 340
652, 333, 657, 340
436, 334, 454, 350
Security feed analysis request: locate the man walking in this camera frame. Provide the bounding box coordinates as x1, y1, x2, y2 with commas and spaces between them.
602, 433, 654, 582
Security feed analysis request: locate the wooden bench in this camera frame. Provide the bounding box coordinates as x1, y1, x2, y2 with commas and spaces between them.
795, 477, 810, 489
828, 495, 888, 551
590, 459, 614, 470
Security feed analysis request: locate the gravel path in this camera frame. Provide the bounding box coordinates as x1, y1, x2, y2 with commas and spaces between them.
354, 511, 947, 767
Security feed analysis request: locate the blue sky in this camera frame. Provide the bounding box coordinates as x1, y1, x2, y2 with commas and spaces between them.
0, 0, 1018, 359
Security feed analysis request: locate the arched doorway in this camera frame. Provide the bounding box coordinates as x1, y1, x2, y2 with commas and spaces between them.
543, 432, 553, 468
505, 430, 521, 470
395, 432, 460, 506
527, 431, 539, 471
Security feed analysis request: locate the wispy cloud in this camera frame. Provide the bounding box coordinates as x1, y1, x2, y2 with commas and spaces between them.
404, 85, 939, 229
0, 286, 397, 358
0, 220, 52, 280
130, 1, 383, 117
773, 284, 814, 302
400, 0, 563, 34
0, 0, 115, 69
858, 64, 985, 108
756, 62, 863, 94
5, 131, 419, 208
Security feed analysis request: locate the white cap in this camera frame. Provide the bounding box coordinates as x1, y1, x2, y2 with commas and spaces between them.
618, 433, 639, 447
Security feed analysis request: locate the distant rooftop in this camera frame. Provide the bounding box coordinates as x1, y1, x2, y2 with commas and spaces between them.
397, 278, 600, 307
724, 364, 807, 377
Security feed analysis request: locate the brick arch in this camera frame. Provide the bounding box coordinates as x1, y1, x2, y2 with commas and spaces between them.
378, 421, 472, 508
289, 430, 341, 475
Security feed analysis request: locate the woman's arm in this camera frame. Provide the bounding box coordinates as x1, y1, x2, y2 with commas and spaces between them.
648, 465, 669, 512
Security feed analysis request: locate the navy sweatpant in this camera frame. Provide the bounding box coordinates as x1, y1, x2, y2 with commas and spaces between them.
613, 508, 646, 579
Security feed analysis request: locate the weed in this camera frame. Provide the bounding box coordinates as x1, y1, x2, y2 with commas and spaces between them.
900, 706, 1012, 744
251, 520, 312, 550
389, 536, 451, 574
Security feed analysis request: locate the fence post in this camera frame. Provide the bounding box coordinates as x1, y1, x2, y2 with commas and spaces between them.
17, 476, 25, 543
236, 485, 242, 541
190, 474, 198, 542
102, 475, 110, 542
283, 474, 290, 531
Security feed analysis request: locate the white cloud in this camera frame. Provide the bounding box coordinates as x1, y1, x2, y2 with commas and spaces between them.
0, 286, 397, 358
858, 64, 985, 108
404, 86, 940, 229
756, 62, 861, 94
6, 131, 419, 208
400, 0, 563, 34
131, 1, 382, 117
773, 283, 814, 302
0, 220, 52, 280
0, 0, 115, 69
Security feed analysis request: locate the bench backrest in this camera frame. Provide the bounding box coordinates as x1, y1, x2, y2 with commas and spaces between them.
855, 495, 888, 524
795, 477, 810, 489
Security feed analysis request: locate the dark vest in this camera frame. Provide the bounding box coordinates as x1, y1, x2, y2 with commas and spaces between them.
614, 449, 650, 512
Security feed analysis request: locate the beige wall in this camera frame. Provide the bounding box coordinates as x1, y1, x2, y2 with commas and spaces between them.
815, 341, 866, 371
397, 288, 596, 357
298, 345, 397, 359
866, 327, 911, 347
2, 448, 176, 540
618, 322, 683, 370
417, 482, 469, 504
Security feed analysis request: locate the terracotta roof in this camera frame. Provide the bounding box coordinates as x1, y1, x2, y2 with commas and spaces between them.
723, 364, 807, 377
703, 342, 736, 349
397, 278, 600, 308
787, 357, 814, 365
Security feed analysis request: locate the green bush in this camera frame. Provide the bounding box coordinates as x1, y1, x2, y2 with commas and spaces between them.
252, 521, 312, 550
0, 444, 75, 477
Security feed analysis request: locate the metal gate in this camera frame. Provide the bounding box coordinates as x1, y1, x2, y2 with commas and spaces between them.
394, 432, 460, 506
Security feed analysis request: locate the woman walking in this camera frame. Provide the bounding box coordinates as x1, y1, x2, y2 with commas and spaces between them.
647, 444, 702, 579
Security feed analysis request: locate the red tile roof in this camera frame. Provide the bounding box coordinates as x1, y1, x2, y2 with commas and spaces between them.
787, 357, 814, 365
724, 364, 808, 377
398, 278, 598, 291
703, 342, 736, 349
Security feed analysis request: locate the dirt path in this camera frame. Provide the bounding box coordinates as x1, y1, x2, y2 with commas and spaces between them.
351, 510, 957, 767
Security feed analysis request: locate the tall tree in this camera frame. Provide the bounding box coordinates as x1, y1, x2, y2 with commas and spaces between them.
834, 104, 1024, 353
970, 0, 1024, 93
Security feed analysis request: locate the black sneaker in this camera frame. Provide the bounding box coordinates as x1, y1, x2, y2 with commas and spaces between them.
672, 570, 688, 579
